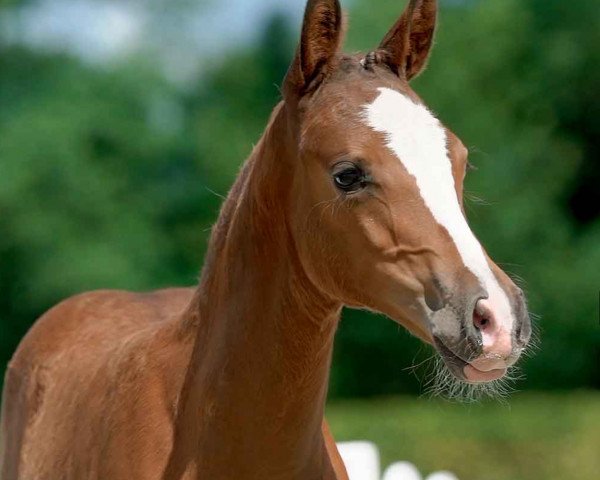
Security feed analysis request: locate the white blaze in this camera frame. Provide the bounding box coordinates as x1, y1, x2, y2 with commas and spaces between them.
363, 87, 513, 333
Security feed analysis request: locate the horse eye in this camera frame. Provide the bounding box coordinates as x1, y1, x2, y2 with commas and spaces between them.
333, 163, 366, 193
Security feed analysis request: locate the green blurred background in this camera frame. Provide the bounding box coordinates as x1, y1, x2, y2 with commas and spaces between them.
0, 1, 598, 479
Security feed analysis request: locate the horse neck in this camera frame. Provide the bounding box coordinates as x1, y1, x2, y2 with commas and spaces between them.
173, 103, 342, 478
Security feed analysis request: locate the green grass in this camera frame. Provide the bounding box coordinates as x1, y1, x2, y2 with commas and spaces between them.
326, 392, 600, 480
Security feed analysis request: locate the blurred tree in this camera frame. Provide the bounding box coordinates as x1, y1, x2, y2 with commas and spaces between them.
0, 1, 598, 397
190, 12, 293, 186
0, 0, 28, 7
0, 45, 210, 379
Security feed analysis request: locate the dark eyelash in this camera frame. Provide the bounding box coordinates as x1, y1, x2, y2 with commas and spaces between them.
466, 161, 477, 171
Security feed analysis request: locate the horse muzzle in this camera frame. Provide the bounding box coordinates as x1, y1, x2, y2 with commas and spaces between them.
430, 287, 531, 384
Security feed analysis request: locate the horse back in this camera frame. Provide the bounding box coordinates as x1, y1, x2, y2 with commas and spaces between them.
0, 288, 196, 480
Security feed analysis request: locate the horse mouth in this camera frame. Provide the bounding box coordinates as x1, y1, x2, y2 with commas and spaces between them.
434, 337, 507, 384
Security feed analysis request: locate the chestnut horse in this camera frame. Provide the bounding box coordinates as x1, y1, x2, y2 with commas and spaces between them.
0, 1, 531, 479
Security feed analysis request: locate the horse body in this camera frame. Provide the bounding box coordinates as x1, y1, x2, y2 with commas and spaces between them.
2, 103, 348, 479
1, 286, 346, 479
1, 1, 531, 478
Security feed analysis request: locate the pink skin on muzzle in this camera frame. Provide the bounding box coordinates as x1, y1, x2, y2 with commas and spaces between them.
464, 298, 513, 383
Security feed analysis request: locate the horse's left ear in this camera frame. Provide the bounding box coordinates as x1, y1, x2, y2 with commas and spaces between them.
378, 0, 437, 80
284, 0, 344, 98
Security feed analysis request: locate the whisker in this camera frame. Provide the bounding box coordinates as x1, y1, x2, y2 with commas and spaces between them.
204, 186, 227, 201
422, 355, 522, 403
464, 191, 490, 206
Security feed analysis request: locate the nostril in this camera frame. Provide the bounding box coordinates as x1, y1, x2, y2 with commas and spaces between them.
473, 299, 494, 332
473, 310, 491, 331
472, 298, 514, 359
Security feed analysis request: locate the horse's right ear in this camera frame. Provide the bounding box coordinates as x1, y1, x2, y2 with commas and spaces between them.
283, 0, 344, 99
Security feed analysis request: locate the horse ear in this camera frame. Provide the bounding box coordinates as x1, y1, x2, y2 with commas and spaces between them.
284, 0, 344, 98
378, 0, 437, 80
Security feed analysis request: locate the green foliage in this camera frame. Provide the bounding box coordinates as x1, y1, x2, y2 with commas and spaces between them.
327, 392, 600, 480
0, 1, 598, 397
0, 47, 216, 375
